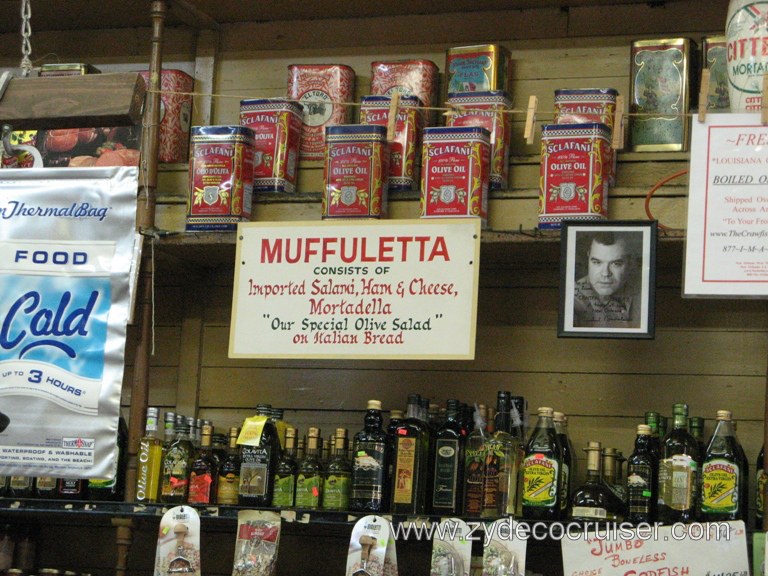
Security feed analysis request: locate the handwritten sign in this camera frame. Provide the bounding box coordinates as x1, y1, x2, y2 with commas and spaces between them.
684, 113, 768, 297
561, 521, 749, 576
229, 219, 481, 359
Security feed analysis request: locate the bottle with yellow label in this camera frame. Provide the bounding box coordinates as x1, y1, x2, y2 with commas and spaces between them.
700, 410, 743, 521
216, 427, 241, 505
521, 407, 563, 521
657, 403, 699, 524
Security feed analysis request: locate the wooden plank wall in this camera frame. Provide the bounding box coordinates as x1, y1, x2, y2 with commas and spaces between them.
2, 2, 765, 574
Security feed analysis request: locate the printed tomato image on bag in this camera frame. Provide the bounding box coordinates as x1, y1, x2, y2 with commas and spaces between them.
37, 126, 142, 168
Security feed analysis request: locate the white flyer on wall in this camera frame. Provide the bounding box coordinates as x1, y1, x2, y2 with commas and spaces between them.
684, 113, 768, 297
0, 167, 137, 478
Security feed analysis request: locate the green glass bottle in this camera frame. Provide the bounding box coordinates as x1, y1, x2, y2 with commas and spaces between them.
160, 423, 193, 503
216, 427, 241, 506
570, 441, 626, 522
732, 419, 750, 523
430, 399, 465, 516
554, 411, 574, 516
390, 394, 430, 514
521, 406, 563, 521
295, 427, 323, 509
700, 410, 743, 521
644, 411, 662, 459
757, 445, 766, 529
688, 416, 707, 463
351, 400, 389, 513
272, 426, 298, 508
323, 428, 352, 511
657, 403, 699, 524
88, 416, 128, 501
627, 424, 658, 524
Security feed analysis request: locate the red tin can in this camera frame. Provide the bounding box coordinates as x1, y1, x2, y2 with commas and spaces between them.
359, 95, 421, 192
239, 98, 303, 193
139, 69, 194, 163
370, 59, 439, 125
420, 126, 490, 227
186, 125, 255, 231
539, 123, 611, 229
446, 90, 513, 191
323, 124, 389, 219
287, 64, 356, 160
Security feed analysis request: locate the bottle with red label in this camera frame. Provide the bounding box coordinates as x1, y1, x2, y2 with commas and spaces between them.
390, 394, 430, 514
188, 424, 218, 504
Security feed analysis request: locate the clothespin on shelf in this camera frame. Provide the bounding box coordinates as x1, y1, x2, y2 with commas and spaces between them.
762, 73, 768, 125
523, 95, 538, 145
698, 69, 711, 123
386, 91, 401, 141
612, 95, 625, 150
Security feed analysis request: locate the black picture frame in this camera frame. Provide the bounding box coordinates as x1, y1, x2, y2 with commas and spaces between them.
558, 220, 657, 339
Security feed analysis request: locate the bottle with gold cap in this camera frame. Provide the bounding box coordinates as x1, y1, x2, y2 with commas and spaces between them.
216, 427, 241, 505
627, 424, 658, 524
323, 428, 352, 511
188, 424, 217, 504
352, 400, 389, 512
700, 409, 744, 521
390, 393, 430, 514
521, 406, 563, 520
272, 426, 298, 508
295, 427, 323, 509
570, 441, 625, 522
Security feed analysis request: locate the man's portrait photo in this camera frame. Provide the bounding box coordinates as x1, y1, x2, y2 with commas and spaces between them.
559, 221, 656, 339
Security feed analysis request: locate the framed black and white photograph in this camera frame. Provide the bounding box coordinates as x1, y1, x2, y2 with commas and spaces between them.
558, 220, 657, 339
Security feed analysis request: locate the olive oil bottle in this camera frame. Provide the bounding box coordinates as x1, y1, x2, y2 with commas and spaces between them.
135, 407, 163, 503
160, 423, 193, 503
323, 428, 352, 511
627, 424, 658, 524
272, 426, 298, 508
390, 394, 430, 514
657, 403, 699, 524
351, 400, 389, 512
430, 399, 465, 515
216, 427, 242, 505
239, 404, 280, 507
700, 410, 743, 521
295, 427, 323, 509
521, 407, 563, 520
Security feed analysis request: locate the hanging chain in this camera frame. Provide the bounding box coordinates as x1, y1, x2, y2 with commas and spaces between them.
19, 0, 33, 77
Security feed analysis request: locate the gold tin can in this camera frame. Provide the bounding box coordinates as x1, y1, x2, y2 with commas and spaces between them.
445, 44, 511, 95
702, 35, 730, 111
629, 38, 696, 152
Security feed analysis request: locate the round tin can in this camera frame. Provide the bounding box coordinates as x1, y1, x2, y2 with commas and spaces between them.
360, 95, 422, 191
186, 125, 255, 231
726, 0, 768, 112
323, 124, 389, 219
240, 98, 303, 193
420, 126, 491, 226
446, 90, 512, 191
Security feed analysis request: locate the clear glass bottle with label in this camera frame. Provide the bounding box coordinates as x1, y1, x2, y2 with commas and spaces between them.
188, 423, 218, 504
700, 410, 743, 521
160, 423, 193, 503
135, 407, 163, 503
521, 407, 563, 521
351, 400, 389, 513
657, 403, 699, 524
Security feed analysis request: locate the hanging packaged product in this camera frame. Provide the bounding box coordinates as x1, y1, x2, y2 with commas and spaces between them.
359, 95, 422, 191
153, 506, 201, 576
370, 59, 439, 125
483, 519, 528, 576
554, 88, 619, 185
139, 69, 195, 163
186, 125, 255, 231
231, 510, 281, 576
239, 98, 303, 193
345, 515, 397, 576
420, 126, 490, 227
429, 518, 472, 576
629, 38, 695, 152
446, 90, 513, 191
323, 124, 389, 219
287, 64, 356, 160
445, 44, 511, 94
538, 123, 611, 229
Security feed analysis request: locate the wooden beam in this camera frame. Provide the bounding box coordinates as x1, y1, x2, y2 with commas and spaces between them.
0, 72, 145, 129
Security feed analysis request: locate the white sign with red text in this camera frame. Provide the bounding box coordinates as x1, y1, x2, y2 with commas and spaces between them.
684, 113, 768, 297
229, 219, 481, 359
561, 521, 749, 576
